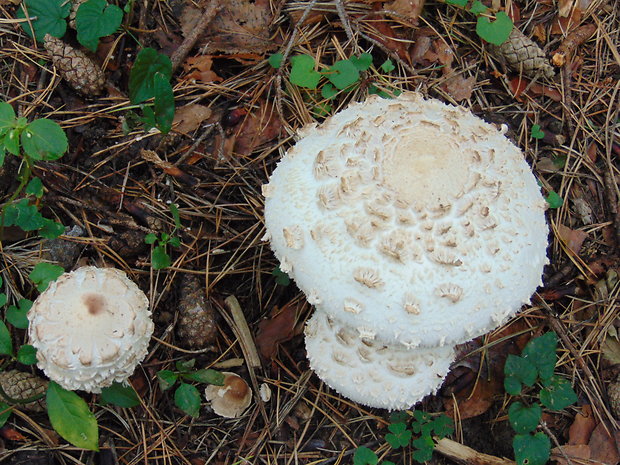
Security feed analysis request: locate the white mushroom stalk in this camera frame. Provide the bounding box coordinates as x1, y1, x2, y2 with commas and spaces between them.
263, 92, 548, 409
28, 266, 154, 393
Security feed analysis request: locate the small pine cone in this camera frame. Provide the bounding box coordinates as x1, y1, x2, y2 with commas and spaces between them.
609, 373, 620, 419
43, 34, 105, 96
0, 370, 48, 412
68, 0, 89, 29
176, 275, 217, 349
488, 27, 555, 79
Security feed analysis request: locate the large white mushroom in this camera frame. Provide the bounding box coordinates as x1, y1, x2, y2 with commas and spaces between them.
28, 266, 154, 393
263, 92, 548, 409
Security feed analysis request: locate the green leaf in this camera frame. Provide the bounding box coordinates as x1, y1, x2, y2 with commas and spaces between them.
268, 52, 283, 69
153, 72, 175, 134
100, 382, 140, 408
513, 432, 550, 465
175, 358, 196, 372
17, 344, 38, 365
385, 421, 412, 449
531, 124, 545, 140
540, 376, 577, 410
26, 177, 44, 198
151, 245, 171, 269
290, 55, 321, 89
140, 105, 157, 130
431, 414, 454, 438
0, 148, 5, 167
156, 370, 178, 391
468, 1, 488, 15
476, 12, 514, 46
445, 0, 467, 6
168, 236, 181, 248
6, 299, 32, 329
144, 233, 158, 244
169, 203, 181, 229
272, 266, 290, 286
412, 434, 435, 462
47, 382, 99, 450
174, 383, 201, 417
39, 219, 65, 239
504, 354, 537, 394
522, 332, 557, 381
349, 53, 373, 71
10, 199, 48, 231
380, 59, 395, 73
17, 0, 70, 42
545, 191, 563, 209
508, 402, 542, 434
353, 447, 378, 465
0, 320, 13, 355
22, 119, 68, 160
4, 129, 21, 156
0, 293, 6, 307
129, 48, 173, 104
75, 0, 123, 51
0, 102, 16, 136
326, 59, 360, 90
321, 83, 338, 100
29, 262, 64, 292
0, 402, 12, 428
182, 369, 225, 385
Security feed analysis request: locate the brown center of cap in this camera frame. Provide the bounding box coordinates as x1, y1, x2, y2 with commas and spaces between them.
82, 293, 107, 316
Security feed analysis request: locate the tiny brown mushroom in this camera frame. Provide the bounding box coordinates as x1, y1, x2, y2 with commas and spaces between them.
204, 372, 252, 418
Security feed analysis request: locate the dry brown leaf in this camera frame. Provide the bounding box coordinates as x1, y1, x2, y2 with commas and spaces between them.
182, 56, 222, 83
365, 3, 411, 63
551, 9, 583, 35
551, 444, 591, 465
384, 0, 424, 23
229, 100, 282, 156
588, 422, 620, 465
180, 0, 277, 55
558, 0, 575, 17
568, 405, 596, 445
556, 224, 588, 255
256, 304, 300, 360
173, 104, 212, 134
601, 333, 620, 365
441, 75, 476, 101
0, 426, 27, 442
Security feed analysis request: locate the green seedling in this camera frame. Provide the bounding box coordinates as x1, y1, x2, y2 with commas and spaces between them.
353, 410, 454, 464
504, 332, 577, 465
129, 48, 175, 134
18, 0, 122, 51
444, 0, 514, 45
545, 191, 563, 209
144, 203, 182, 269
156, 359, 224, 417
0, 102, 66, 239
272, 266, 290, 286
531, 124, 545, 140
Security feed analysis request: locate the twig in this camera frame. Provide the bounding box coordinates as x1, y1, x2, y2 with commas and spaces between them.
435, 438, 515, 465
223, 295, 261, 369
170, 0, 222, 73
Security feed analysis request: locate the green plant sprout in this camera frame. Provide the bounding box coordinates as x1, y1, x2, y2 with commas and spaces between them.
18, 0, 123, 52
353, 410, 454, 465
268, 52, 401, 114
444, 0, 514, 45
0, 102, 66, 239
156, 359, 224, 417
531, 124, 545, 140
144, 203, 182, 269
504, 332, 577, 465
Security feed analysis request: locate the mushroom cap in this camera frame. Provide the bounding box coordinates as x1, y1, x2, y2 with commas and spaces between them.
28, 266, 154, 393
264, 92, 548, 349
305, 311, 454, 410
204, 372, 252, 418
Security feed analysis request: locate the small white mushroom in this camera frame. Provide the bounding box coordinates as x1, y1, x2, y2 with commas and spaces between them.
204, 372, 252, 418
27, 266, 154, 393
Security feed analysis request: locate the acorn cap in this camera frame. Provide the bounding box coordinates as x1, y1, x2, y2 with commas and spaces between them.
263, 92, 548, 350
27, 266, 154, 393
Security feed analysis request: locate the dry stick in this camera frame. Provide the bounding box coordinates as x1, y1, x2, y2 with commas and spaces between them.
435, 438, 515, 465
170, 0, 222, 73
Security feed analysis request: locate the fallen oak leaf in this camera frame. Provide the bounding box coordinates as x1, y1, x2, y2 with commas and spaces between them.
256, 303, 301, 360
228, 99, 282, 157
384, 0, 425, 23
556, 224, 588, 255
568, 404, 596, 445
182, 56, 222, 83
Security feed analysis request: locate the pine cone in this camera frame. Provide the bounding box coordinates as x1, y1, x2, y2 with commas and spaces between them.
488, 27, 555, 79
176, 275, 217, 349
43, 34, 105, 96
609, 373, 620, 419
68, 0, 89, 29
0, 370, 48, 412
